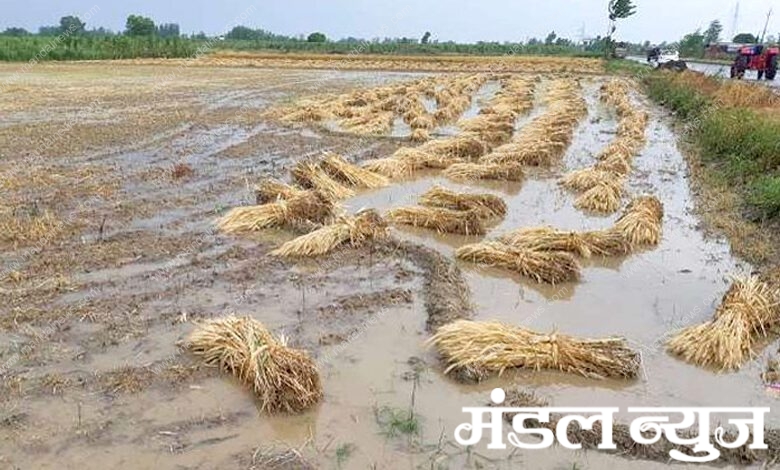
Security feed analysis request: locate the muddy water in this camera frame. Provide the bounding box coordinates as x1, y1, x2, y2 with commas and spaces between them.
336, 78, 773, 468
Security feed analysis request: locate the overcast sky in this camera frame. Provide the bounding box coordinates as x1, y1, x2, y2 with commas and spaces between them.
3, 0, 778, 44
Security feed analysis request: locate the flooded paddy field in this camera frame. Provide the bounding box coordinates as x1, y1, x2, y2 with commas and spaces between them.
0, 60, 777, 469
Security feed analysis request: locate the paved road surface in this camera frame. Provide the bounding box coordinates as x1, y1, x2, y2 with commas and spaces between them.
627, 56, 779, 89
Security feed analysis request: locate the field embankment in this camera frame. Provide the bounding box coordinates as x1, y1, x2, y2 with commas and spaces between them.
644, 70, 780, 276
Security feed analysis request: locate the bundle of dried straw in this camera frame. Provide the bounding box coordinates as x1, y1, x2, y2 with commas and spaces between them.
188, 316, 322, 413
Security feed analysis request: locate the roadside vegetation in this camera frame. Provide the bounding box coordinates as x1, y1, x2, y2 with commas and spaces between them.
644, 70, 780, 254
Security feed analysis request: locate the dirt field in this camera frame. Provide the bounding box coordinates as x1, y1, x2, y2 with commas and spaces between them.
0, 58, 777, 469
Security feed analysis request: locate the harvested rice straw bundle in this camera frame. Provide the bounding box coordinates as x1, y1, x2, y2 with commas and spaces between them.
188, 316, 322, 413
499, 227, 631, 258
427, 320, 640, 380
369, 147, 463, 175
387, 206, 485, 236
574, 181, 624, 214
254, 179, 306, 204
319, 153, 389, 189
414, 150, 465, 170
474, 130, 515, 148
625, 195, 664, 221
419, 185, 507, 221
217, 192, 333, 234
455, 241, 580, 284
291, 161, 355, 201
614, 195, 664, 246
362, 157, 418, 179
339, 111, 394, 135
481, 140, 568, 167
443, 162, 525, 182
419, 135, 488, 160
409, 115, 435, 130
459, 115, 515, 136
597, 140, 636, 162
595, 155, 632, 175
409, 128, 430, 143
559, 168, 623, 193
279, 105, 329, 123
666, 276, 780, 371
271, 209, 388, 257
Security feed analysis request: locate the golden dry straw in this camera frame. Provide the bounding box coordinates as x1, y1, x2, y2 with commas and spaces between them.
409, 115, 435, 130
362, 146, 463, 178
419, 135, 488, 160
338, 110, 394, 135
361, 157, 417, 179
666, 276, 780, 371
291, 161, 355, 201
595, 154, 632, 175
613, 195, 664, 246
254, 179, 307, 204
216, 192, 333, 234
574, 181, 623, 214
319, 152, 389, 189
499, 227, 631, 258
271, 209, 388, 257
427, 320, 640, 379
409, 128, 430, 142
559, 168, 623, 193
187, 316, 323, 413
443, 162, 525, 182
459, 115, 515, 137
387, 206, 485, 235
455, 240, 580, 284
419, 185, 507, 221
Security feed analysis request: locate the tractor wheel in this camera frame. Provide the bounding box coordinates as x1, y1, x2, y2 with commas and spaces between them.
767, 57, 778, 80
730, 65, 738, 78
758, 70, 765, 80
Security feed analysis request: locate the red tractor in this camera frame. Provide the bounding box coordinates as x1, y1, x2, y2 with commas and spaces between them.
730, 45, 778, 80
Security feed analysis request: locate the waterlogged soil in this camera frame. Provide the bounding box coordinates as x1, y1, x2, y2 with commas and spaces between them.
0, 63, 776, 470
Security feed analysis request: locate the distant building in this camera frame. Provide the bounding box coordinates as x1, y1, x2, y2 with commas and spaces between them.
704, 42, 744, 59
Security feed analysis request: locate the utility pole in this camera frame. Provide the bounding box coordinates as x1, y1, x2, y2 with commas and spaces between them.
730, 1, 740, 40
759, 8, 773, 43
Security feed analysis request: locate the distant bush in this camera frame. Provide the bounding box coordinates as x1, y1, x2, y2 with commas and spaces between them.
749, 176, 780, 217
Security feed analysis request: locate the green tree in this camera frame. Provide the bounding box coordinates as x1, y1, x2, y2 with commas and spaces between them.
606, 0, 637, 56
226, 25, 257, 40
60, 16, 86, 34
38, 26, 61, 36
156, 23, 180, 38
733, 33, 758, 44
307, 32, 326, 43
421, 31, 431, 44
545, 31, 557, 45
2, 27, 30, 36
125, 15, 156, 36
703, 20, 723, 44
679, 29, 706, 58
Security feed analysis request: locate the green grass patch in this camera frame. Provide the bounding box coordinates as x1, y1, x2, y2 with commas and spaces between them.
749, 176, 780, 218
374, 406, 420, 437
697, 108, 780, 175
604, 58, 651, 76
645, 75, 712, 120
334, 443, 355, 468
644, 72, 780, 219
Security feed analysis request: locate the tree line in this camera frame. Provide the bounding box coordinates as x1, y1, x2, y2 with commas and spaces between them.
0, 2, 640, 62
